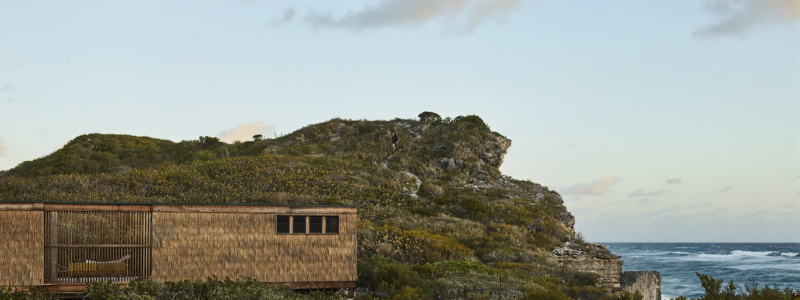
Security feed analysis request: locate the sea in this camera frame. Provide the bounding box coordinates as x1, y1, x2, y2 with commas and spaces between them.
601, 243, 800, 300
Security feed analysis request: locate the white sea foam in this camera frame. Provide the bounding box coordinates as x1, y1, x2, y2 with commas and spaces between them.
781, 252, 799, 257
730, 250, 776, 257
685, 250, 778, 261
728, 263, 800, 271
669, 251, 691, 255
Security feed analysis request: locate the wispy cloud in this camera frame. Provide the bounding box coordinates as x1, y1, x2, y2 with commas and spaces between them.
666, 178, 682, 184
561, 175, 621, 196
695, 0, 799, 38
217, 122, 276, 143
628, 189, 671, 198
281, 0, 527, 33
719, 186, 732, 193
0, 138, 8, 158
268, 7, 296, 28
0, 84, 17, 94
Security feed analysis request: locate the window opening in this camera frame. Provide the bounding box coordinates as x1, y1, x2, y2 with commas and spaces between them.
309, 216, 323, 233
276, 216, 290, 233
292, 216, 307, 234
326, 216, 339, 234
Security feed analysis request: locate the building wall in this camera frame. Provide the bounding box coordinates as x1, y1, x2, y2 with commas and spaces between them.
151, 212, 357, 283
0, 211, 44, 287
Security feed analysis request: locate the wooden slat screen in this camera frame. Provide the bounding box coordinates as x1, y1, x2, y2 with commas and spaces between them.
44, 211, 152, 283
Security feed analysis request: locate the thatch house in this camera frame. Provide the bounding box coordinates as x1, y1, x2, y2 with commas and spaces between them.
0, 202, 357, 296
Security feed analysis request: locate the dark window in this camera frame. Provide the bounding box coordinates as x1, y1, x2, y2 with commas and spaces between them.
292, 216, 306, 234
309, 216, 323, 233
325, 216, 339, 234
276, 216, 290, 233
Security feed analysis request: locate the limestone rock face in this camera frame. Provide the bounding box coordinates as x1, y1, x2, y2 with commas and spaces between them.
621, 271, 662, 300
553, 245, 623, 291
482, 135, 511, 167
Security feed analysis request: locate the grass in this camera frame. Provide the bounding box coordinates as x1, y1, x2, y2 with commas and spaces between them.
0, 113, 629, 299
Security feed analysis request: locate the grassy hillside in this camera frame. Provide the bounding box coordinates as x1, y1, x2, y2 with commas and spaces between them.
0, 112, 624, 300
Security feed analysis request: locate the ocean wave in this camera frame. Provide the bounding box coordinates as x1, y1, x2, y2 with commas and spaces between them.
684, 250, 780, 261
781, 252, 799, 257
728, 263, 800, 271
669, 251, 691, 255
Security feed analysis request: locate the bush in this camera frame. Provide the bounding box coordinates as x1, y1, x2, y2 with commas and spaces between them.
419, 182, 445, 198
676, 273, 799, 300
418, 112, 441, 123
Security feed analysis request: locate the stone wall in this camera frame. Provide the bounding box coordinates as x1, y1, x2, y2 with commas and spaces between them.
621, 271, 662, 300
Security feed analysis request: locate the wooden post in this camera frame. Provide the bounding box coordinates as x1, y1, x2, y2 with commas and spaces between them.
47, 212, 58, 283
348, 287, 355, 299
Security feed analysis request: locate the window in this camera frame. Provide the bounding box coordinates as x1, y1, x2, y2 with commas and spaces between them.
292, 216, 307, 234
326, 216, 339, 234
276, 215, 339, 234
309, 216, 323, 233
276, 216, 290, 233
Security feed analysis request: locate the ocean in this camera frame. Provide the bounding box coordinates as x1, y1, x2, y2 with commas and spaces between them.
601, 243, 800, 300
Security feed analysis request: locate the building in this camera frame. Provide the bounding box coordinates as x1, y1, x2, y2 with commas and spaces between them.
0, 202, 357, 296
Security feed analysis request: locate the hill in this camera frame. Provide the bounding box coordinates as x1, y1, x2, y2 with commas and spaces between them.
0, 112, 626, 299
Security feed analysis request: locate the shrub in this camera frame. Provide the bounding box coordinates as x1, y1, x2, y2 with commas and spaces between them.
418, 112, 441, 123
452, 115, 488, 131
419, 182, 444, 198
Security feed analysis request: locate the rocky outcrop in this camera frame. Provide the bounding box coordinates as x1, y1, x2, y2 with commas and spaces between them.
552, 244, 623, 291
621, 271, 662, 300
480, 134, 511, 168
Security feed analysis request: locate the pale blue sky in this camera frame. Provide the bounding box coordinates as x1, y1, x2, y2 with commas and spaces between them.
0, 0, 797, 242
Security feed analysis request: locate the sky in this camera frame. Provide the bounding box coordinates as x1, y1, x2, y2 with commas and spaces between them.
0, 0, 797, 242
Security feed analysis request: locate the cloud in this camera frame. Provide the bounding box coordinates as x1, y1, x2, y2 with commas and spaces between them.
632, 198, 655, 205
561, 175, 620, 196
0, 84, 17, 94
286, 0, 527, 33
628, 189, 671, 198
268, 7, 296, 28
0, 138, 7, 157
719, 186, 732, 193
217, 122, 276, 143
695, 0, 799, 38
666, 178, 682, 184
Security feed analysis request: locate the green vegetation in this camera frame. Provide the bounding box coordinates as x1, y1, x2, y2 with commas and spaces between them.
0, 113, 622, 299
671, 273, 798, 300
0, 278, 343, 300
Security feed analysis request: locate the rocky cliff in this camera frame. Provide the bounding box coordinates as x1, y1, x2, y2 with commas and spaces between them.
552, 244, 623, 291
621, 271, 662, 300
